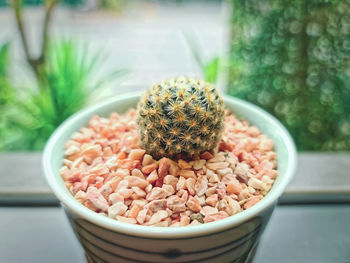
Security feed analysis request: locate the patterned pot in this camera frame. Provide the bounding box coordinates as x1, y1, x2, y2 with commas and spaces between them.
43, 92, 297, 263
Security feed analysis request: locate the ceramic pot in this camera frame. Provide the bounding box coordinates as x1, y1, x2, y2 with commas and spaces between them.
43, 92, 297, 263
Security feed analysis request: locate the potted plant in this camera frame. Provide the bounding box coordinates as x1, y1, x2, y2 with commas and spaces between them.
43, 77, 296, 262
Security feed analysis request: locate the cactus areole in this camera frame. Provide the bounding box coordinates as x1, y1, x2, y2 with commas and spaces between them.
136, 77, 225, 159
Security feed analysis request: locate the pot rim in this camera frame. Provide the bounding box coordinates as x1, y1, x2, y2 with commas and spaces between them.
43, 91, 297, 238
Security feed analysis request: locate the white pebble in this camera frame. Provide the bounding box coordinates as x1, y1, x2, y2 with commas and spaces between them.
248, 178, 266, 191
108, 202, 128, 219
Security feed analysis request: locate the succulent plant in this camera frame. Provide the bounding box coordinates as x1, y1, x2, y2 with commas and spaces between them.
137, 77, 225, 159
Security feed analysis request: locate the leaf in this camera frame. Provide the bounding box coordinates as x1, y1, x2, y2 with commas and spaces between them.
0, 41, 10, 72
204, 57, 220, 84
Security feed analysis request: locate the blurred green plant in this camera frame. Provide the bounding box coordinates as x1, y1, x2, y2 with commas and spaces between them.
0, 42, 16, 148
1, 40, 127, 151
99, 0, 126, 11
184, 31, 221, 84
0, 0, 127, 151
228, 0, 350, 151
0, 42, 12, 107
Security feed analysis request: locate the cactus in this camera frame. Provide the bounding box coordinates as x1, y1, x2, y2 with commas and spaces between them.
137, 77, 225, 159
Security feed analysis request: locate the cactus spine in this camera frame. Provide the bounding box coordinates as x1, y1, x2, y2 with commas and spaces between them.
137, 77, 225, 159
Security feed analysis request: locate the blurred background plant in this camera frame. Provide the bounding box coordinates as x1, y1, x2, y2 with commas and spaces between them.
0, 42, 15, 149
0, 40, 127, 151
0, 0, 127, 151
99, 0, 125, 11
227, 0, 350, 151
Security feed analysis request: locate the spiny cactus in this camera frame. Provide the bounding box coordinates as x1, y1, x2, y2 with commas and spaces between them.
137, 77, 225, 159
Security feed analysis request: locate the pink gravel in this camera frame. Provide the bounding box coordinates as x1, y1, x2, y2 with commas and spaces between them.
60, 109, 278, 227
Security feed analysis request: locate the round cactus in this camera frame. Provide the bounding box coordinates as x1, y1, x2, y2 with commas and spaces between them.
137, 77, 225, 159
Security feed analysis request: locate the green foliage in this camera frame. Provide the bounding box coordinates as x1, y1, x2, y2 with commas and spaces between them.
99, 0, 126, 11
1, 40, 127, 151
228, 0, 350, 151
43, 40, 126, 126
137, 77, 225, 159
0, 42, 12, 107
204, 57, 220, 84
0, 42, 15, 149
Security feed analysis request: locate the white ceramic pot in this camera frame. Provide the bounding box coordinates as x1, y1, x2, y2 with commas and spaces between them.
43, 92, 297, 263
